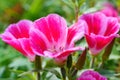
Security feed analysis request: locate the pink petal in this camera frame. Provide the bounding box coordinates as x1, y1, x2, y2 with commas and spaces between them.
55, 46, 84, 59
34, 14, 68, 48
1, 32, 25, 56
30, 28, 49, 56
117, 16, 120, 22
67, 19, 85, 47
0, 35, 35, 61
81, 12, 108, 35
5, 20, 33, 39
94, 35, 114, 50
104, 17, 120, 36
47, 14, 68, 43
44, 46, 84, 58
100, 8, 118, 17
0, 32, 15, 41
100, 2, 118, 17
80, 13, 93, 34
44, 46, 84, 64
17, 20, 33, 38
85, 34, 96, 49
88, 34, 114, 55
0, 38, 30, 58
34, 17, 52, 42
19, 38, 35, 61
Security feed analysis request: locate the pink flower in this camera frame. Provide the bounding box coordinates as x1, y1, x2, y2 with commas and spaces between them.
0, 20, 35, 61
100, 2, 118, 17
77, 70, 107, 80
30, 14, 85, 64
99, 2, 120, 22
80, 12, 120, 56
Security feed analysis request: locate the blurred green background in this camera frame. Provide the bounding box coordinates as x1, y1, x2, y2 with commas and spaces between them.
0, 0, 120, 80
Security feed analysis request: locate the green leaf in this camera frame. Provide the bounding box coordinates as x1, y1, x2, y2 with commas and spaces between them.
43, 68, 61, 79
9, 58, 32, 69
102, 39, 115, 62
97, 69, 115, 77
75, 48, 87, 70
18, 71, 33, 77
41, 71, 48, 80
67, 55, 72, 69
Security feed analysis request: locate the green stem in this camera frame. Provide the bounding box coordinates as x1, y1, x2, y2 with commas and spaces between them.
71, 68, 78, 79
98, 62, 103, 69
90, 56, 95, 68
35, 55, 42, 80
75, 6, 79, 22
60, 67, 66, 80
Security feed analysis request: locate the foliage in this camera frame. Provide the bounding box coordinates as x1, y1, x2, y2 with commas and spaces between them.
0, 0, 120, 80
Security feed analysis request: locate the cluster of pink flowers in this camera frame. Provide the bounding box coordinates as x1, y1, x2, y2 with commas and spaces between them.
1, 12, 119, 60
0, 14, 85, 64
0, 2, 120, 80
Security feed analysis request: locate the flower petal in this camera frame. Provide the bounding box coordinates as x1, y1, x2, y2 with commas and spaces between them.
104, 17, 120, 36
30, 28, 50, 56
44, 46, 84, 65
55, 46, 84, 59
81, 12, 108, 35
0, 20, 35, 61
5, 20, 33, 39
19, 38, 35, 61
17, 20, 33, 38
85, 34, 96, 49
67, 19, 85, 47
34, 14, 68, 49
44, 46, 84, 58
89, 34, 114, 55
100, 2, 118, 17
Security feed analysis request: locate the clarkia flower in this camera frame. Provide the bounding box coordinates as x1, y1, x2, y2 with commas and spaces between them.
77, 70, 107, 80
100, 2, 118, 17
100, 2, 120, 22
80, 12, 120, 56
0, 20, 35, 61
30, 14, 85, 64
